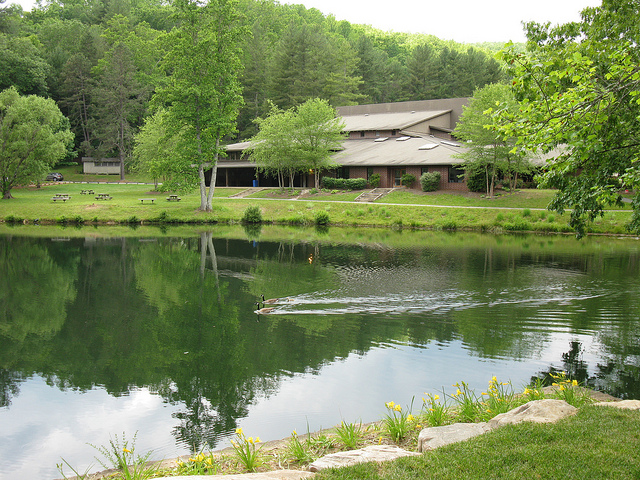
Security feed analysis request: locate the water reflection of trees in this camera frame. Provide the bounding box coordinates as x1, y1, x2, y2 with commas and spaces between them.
1, 231, 640, 449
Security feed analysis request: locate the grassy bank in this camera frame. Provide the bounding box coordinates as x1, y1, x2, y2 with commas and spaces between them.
315, 406, 640, 480
0, 183, 634, 236
57, 378, 640, 480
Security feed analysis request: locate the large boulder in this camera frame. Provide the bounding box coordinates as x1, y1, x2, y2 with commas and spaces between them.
308, 445, 420, 472
417, 422, 491, 452
488, 399, 577, 428
593, 400, 640, 410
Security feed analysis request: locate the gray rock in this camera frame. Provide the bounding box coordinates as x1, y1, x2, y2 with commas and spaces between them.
154, 471, 315, 480
308, 445, 420, 472
593, 400, 640, 410
417, 422, 492, 452
488, 399, 577, 428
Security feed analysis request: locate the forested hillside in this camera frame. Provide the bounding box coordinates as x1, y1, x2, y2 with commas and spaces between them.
0, 0, 507, 158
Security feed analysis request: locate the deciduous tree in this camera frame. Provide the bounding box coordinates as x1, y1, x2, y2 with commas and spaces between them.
0, 87, 73, 199
498, 0, 640, 236
155, 0, 245, 211
454, 83, 531, 197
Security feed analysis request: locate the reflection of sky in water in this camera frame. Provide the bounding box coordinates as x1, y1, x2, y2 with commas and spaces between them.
2, 237, 639, 480
0, 380, 183, 479
0, 329, 600, 479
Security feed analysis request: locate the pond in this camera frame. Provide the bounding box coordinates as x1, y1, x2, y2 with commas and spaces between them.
1, 226, 639, 479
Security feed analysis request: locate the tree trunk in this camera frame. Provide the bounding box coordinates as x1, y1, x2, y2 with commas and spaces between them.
198, 164, 207, 210
205, 136, 220, 211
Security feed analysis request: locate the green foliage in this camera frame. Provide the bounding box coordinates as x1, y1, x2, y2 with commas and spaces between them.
420, 171, 441, 192
321, 177, 367, 190
241, 205, 263, 223
286, 430, 314, 464
454, 83, 532, 197
335, 421, 367, 450
421, 393, 448, 427
448, 381, 482, 422
132, 109, 198, 193
248, 98, 345, 190
155, 0, 245, 211
175, 452, 220, 475
368, 173, 381, 188
230, 428, 263, 472
464, 163, 488, 193
401, 173, 416, 188
0, 87, 74, 199
0, 34, 50, 96
314, 210, 330, 225
382, 400, 417, 443
90, 432, 158, 480
498, 1, 640, 236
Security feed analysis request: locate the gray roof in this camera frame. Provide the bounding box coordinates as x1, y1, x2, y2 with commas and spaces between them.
225, 136, 465, 167
341, 110, 451, 132
336, 136, 464, 167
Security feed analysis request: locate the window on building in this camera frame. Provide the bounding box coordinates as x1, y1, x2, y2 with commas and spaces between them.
448, 166, 465, 183
360, 131, 365, 138
421, 167, 429, 175
336, 167, 350, 179
367, 167, 374, 179
392, 130, 397, 136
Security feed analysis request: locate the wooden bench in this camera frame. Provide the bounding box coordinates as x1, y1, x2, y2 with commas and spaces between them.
166, 195, 181, 202
80, 189, 95, 195
139, 198, 155, 204
51, 196, 70, 202
95, 194, 112, 200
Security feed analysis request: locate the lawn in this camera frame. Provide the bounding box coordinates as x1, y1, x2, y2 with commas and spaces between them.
315, 406, 640, 480
0, 183, 634, 236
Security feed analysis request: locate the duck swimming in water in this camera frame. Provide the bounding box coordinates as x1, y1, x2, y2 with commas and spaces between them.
254, 302, 276, 314
261, 294, 292, 304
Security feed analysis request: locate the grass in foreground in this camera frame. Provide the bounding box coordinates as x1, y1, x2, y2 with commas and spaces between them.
316, 406, 640, 480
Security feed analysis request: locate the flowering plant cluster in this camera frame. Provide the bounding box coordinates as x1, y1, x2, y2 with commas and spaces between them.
230, 427, 263, 472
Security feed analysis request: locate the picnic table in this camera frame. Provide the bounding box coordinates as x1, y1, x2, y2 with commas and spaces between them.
95, 193, 112, 200
139, 198, 155, 204
166, 194, 181, 201
51, 193, 71, 202
80, 189, 95, 195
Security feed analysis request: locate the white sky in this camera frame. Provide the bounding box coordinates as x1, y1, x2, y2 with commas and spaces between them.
10, 0, 602, 44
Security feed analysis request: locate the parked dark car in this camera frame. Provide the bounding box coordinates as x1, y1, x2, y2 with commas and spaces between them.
46, 172, 63, 181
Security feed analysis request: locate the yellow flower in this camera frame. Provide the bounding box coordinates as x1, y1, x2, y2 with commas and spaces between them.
206, 458, 213, 466
481, 392, 488, 396
236, 427, 243, 436
248, 437, 254, 444
456, 388, 462, 396
123, 448, 132, 454
416, 424, 422, 429
394, 404, 402, 412
572, 380, 579, 386
255, 437, 261, 443
434, 395, 439, 400
386, 401, 395, 409
407, 414, 415, 422
292, 430, 297, 436
492, 376, 497, 382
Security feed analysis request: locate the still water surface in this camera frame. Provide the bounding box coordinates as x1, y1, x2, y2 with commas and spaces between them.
1, 227, 639, 479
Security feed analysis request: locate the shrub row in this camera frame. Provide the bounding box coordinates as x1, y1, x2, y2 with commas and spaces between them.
320, 177, 367, 190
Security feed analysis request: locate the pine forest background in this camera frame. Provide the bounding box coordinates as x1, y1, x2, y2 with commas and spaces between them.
0, 0, 512, 159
